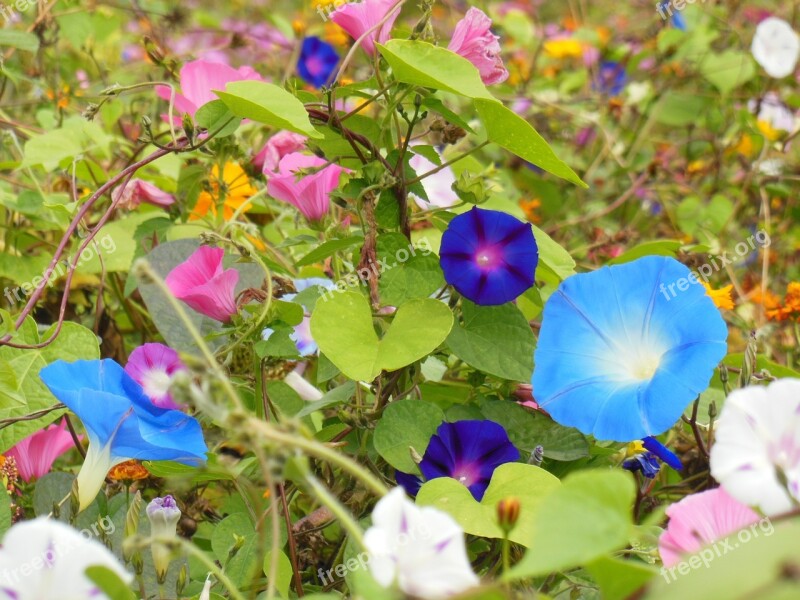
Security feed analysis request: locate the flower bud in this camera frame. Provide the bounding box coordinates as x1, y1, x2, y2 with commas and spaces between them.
146, 495, 181, 583
496, 497, 521, 533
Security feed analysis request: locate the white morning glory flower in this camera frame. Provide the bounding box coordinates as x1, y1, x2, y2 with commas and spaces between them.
364, 487, 479, 599
0, 518, 131, 600
710, 378, 800, 515
751, 17, 800, 78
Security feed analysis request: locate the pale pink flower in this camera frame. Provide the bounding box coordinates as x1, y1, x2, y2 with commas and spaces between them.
254, 131, 307, 173
156, 60, 262, 118
409, 148, 458, 209
330, 0, 402, 56
165, 246, 239, 323
447, 8, 509, 85
125, 343, 188, 410
267, 153, 345, 222
112, 179, 175, 210
658, 488, 761, 567
6, 419, 80, 482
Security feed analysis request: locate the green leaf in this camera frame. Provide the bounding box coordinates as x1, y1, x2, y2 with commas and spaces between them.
310, 292, 453, 381
0, 319, 100, 452
296, 381, 356, 417
194, 99, 240, 137
0, 490, 11, 537
416, 463, 560, 546
479, 400, 589, 461
608, 240, 683, 265
296, 237, 363, 267
377, 40, 495, 99
446, 301, 534, 381
509, 470, 635, 578
215, 81, 322, 138
420, 97, 475, 133
0, 30, 39, 53
373, 399, 444, 472
211, 513, 287, 588
263, 551, 293, 598
376, 234, 445, 306
699, 51, 755, 95
653, 91, 710, 127
474, 99, 587, 188
21, 116, 112, 169
533, 224, 576, 280
585, 556, 658, 600
85, 566, 137, 600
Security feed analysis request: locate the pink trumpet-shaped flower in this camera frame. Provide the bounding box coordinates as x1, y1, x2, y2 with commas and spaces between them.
156, 60, 262, 118
165, 246, 239, 323
447, 7, 509, 85
6, 419, 80, 482
125, 343, 188, 410
112, 179, 176, 210
254, 130, 308, 173
658, 488, 761, 567
330, 0, 402, 56
267, 153, 345, 222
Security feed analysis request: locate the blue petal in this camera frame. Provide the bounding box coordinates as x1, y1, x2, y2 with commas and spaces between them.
395, 470, 423, 497
533, 256, 728, 442
642, 436, 683, 470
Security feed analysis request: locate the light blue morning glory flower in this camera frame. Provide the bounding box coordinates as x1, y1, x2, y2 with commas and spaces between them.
533, 256, 728, 442
39, 359, 207, 511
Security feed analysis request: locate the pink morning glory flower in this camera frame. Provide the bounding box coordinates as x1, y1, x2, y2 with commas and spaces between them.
124, 343, 188, 410
112, 179, 176, 210
267, 152, 346, 222
658, 488, 762, 567
254, 130, 307, 174
5, 419, 80, 482
330, 0, 402, 56
165, 246, 240, 323
155, 59, 262, 118
447, 7, 509, 86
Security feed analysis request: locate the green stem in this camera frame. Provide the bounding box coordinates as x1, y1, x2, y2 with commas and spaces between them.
302, 468, 365, 551
179, 539, 247, 600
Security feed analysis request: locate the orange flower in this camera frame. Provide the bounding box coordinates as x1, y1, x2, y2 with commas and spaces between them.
108, 460, 150, 481
701, 282, 735, 310
190, 163, 257, 221
519, 198, 542, 224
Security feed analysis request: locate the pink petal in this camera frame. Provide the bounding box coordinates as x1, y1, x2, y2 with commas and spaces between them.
165, 247, 239, 323
6, 419, 80, 482
331, 0, 401, 55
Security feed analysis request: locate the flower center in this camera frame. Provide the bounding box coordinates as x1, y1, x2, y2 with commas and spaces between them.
474, 247, 499, 270
452, 463, 478, 487
628, 353, 662, 381
143, 368, 173, 400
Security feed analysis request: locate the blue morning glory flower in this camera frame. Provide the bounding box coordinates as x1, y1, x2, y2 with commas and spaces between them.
623, 452, 661, 478
297, 37, 339, 88
439, 207, 538, 306
397, 420, 520, 501
533, 255, 728, 442
39, 359, 207, 511
594, 61, 627, 96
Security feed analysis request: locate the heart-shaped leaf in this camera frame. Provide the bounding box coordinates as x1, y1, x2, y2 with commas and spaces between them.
310, 291, 453, 381
416, 463, 560, 546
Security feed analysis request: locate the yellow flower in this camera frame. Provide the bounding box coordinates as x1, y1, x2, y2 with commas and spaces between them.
190, 162, 257, 221
733, 133, 755, 157
108, 460, 150, 481
701, 282, 735, 310
625, 440, 646, 457
324, 21, 350, 46
543, 39, 584, 59
757, 119, 782, 141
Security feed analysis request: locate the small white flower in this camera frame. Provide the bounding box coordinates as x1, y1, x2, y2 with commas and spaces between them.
0, 517, 131, 599
146, 495, 182, 582
409, 148, 459, 210
710, 378, 800, 515
751, 17, 800, 78
364, 487, 479, 599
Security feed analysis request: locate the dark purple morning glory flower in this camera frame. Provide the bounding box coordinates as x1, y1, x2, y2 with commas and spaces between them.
297, 37, 339, 88
593, 61, 627, 96
623, 452, 661, 479
642, 436, 683, 471
397, 420, 520, 501
439, 207, 538, 306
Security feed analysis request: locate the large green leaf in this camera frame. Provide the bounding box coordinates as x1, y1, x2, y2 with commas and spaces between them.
446, 301, 534, 381
533, 224, 577, 281
416, 463, 560, 546
0, 319, 100, 452
215, 80, 322, 138
376, 234, 445, 306
377, 40, 494, 100
586, 556, 658, 600
310, 292, 453, 381
373, 399, 444, 472
0, 30, 39, 53
475, 99, 587, 188
509, 470, 636, 578
698, 50, 755, 95
21, 116, 112, 170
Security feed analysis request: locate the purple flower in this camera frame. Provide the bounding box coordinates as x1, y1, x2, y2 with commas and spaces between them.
439, 207, 538, 305
297, 37, 339, 88
399, 420, 520, 501
642, 436, 683, 471
622, 452, 661, 478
